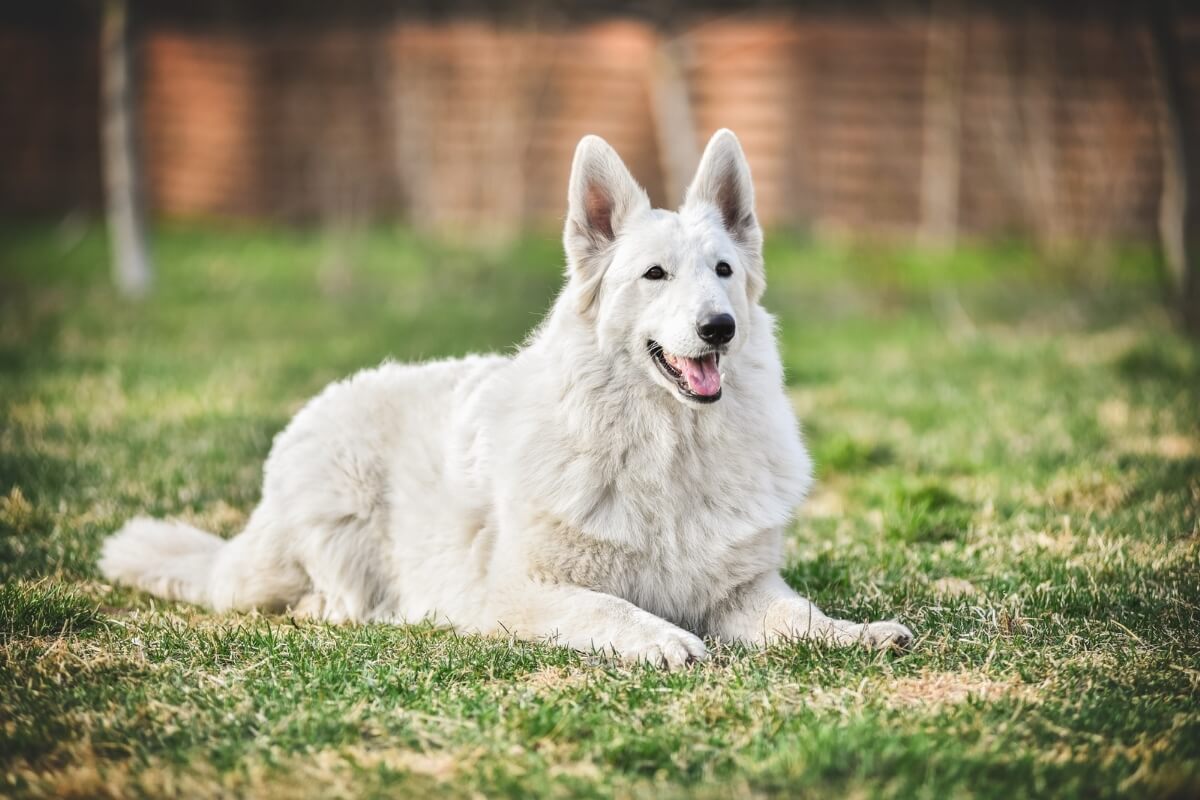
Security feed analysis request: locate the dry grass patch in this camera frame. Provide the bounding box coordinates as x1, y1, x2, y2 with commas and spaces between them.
10, 742, 466, 800
874, 670, 1041, 710
801, 670, 1038, 716
929, 577, 983, 600
518, 665, 596, 695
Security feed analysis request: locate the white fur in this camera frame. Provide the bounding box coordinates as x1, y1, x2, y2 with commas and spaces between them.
99, 130, 912, 666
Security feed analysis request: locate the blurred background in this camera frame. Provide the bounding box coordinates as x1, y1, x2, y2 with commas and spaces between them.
3, 2, 1200, 255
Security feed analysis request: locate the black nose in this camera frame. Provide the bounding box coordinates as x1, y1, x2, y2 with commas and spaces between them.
697, 313, 736, 345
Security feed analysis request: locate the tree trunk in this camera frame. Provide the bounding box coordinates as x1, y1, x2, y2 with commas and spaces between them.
919, 0, 966, 247
649, 35, 699, 206
101, 0, 153, 298
1148, 2, 1200, 335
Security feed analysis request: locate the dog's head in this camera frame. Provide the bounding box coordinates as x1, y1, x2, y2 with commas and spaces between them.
563, 129, 764, 406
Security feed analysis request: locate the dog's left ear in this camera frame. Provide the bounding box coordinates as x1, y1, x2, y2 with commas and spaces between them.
685, 130, 765, 300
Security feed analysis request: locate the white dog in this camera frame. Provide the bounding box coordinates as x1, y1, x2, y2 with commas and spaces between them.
100, 130, 912, 667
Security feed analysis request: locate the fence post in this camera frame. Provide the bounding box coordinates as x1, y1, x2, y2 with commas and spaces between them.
100, 0, 153, 298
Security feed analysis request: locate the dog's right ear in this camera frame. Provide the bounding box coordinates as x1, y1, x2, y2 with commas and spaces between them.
684, 129, 765, 301
564, 135, 650, 312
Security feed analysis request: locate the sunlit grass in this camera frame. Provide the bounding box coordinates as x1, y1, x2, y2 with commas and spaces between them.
1, 222, 1197, 798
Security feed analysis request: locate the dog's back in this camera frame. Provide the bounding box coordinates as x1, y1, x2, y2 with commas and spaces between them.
100, 355, 508, 618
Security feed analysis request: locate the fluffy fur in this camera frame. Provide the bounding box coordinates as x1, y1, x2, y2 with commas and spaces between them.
100, 130, 913, 667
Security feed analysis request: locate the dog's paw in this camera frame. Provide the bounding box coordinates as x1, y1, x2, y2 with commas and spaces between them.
838, 620, 914, 652
612, 626, 708, 669
288, 592, 353, 623
289, 592, 328, 620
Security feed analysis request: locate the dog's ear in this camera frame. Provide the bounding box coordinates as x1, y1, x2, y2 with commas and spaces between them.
685, 130, 765, 299
685, 129, 761, 248
564, 135, 650, 312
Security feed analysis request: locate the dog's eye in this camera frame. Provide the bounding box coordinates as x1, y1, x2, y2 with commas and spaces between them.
643, 265, 667, 280
715, 261, 733, 278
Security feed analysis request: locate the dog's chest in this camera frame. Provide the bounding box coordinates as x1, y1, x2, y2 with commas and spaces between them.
616, 523, 780, 626
502, 361, 810, 626
528, 505, 781, 628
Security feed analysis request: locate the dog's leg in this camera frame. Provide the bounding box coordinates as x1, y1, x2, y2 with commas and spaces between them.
706, 572, 913, 651
287, 592, 358, 623
489, 581, 708, 669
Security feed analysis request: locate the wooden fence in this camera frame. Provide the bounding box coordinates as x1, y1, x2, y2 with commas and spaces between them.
2, 7, 1199, 240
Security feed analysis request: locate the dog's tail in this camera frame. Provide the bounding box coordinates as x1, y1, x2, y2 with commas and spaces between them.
98, 517, 226, 607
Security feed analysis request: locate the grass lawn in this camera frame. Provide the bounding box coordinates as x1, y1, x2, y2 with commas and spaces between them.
1, 222, 1198, 798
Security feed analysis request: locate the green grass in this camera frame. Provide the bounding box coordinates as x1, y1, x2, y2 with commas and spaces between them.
1, 222, 1197, 798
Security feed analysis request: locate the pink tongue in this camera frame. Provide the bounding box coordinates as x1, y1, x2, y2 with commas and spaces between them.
679, 354, 721, 396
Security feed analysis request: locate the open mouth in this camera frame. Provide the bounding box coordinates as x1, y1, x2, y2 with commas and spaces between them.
647, 340, 722, 403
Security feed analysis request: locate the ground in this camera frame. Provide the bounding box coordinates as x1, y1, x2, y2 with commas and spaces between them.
1, 223, 1197, 799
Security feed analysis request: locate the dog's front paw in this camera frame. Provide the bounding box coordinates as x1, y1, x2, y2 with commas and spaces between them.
837, 620, 914, 651
611, 625, 708, 669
